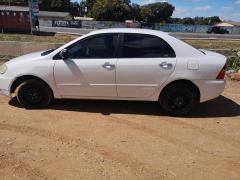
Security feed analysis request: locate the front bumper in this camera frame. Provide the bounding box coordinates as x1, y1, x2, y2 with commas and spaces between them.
193, 80, 226, 103
0, 89, 10, 96
0, 75, 13, 97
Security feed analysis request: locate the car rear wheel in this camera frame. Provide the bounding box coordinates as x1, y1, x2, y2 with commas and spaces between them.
16, 80, 53, 108
159, 83, 199, 116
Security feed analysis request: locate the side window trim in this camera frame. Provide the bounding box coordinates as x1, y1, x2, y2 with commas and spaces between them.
119, 33, 176, 59
117, 33, 124, 59
113, 33, 121, 58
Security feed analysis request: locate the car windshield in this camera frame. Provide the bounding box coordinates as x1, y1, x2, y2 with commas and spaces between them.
41, 49, 56, 56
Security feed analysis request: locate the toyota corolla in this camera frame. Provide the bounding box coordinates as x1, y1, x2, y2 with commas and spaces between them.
0, 28, 227, 116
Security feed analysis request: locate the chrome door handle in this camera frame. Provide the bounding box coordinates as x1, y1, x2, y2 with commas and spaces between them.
159, 62, 173, 70
102, 62, 115, 70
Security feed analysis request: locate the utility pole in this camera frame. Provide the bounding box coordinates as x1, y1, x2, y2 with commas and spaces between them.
28, 0, 33, 34
28, 0, 39, 35
0, 13, 3, 33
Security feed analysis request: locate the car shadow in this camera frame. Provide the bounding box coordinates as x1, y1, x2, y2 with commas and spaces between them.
9, 95, 240, 118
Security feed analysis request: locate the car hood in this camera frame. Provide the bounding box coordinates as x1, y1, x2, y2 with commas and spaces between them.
6, 50, 46, 65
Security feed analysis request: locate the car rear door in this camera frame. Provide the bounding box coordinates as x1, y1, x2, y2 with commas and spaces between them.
116, 33, 177, 98
54, 33, 119, 98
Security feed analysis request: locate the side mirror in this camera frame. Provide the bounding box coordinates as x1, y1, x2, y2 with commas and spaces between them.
59, 49, 68, 60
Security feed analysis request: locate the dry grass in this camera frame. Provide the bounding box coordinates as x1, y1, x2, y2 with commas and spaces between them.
0, 33, 240, 50
0, 32, 240, 56
0, 33, 77, 44
185, 39, 240, 50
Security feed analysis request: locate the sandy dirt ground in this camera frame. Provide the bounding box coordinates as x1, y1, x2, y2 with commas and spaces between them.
0, 80, 239, 180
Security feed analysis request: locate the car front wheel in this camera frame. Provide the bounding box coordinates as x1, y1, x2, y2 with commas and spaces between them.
16, 80, 53, 108
159, 83, 199, 116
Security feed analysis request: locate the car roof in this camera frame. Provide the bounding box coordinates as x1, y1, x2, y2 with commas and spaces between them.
88, 28, 169, 36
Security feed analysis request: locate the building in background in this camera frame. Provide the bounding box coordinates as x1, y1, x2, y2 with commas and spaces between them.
0, 3, 31, 33
37, 11, 72, 21
36, 11, 73, 28
215, 21, 240, 27
214, 21, 240, 34
0, 1, 39, 33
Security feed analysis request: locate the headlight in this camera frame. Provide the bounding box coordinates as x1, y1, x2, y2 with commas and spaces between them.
0, 64, 7, 74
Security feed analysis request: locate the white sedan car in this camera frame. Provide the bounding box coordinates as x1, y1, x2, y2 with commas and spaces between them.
0, 28, 227, 116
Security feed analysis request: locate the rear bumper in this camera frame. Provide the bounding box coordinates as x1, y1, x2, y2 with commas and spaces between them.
193, 80, 226, 103
0, 75, 12, 97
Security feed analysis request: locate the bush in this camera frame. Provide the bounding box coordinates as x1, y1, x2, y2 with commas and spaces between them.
227, 50, 240, 71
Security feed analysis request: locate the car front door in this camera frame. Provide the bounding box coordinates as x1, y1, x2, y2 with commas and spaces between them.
116, 33, 177, 98
54, 33, 119, 98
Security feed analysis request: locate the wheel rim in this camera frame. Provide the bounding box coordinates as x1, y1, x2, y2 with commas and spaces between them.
24, 87, 43, 104
167, 90, 192, 112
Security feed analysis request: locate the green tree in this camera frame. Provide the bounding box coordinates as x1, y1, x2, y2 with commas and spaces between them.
206, 16, 221, 25
130, 3, 141, 21
182, 17, 195, 25
78, 0, 87, 16
169, 16, 222, 25
193, 17, 205, 25
91, 0, 131, 21
77, 0, 97, 16
140, 2, 175, 23
139, 6, 151, 22
70, 2, 80, 17
86, 0, 96, 12
39, 0, 71, 12
169, 17, 182, 24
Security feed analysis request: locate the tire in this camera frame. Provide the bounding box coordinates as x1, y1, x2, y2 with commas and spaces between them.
16, 80, 53, 109
159, 83, 199, 116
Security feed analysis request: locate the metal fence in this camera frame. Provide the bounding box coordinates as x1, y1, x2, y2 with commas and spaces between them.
155, 24, 240, 34
39, 20, 240, 34
154, 24, 210, 33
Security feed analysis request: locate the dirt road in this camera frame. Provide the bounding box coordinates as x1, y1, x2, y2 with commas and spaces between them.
0, 81, 239, 180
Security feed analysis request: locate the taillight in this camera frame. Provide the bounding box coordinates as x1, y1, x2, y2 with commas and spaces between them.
216, 64, 227, 79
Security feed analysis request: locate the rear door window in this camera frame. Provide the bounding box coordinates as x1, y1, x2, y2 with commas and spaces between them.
120, 33, 175, 58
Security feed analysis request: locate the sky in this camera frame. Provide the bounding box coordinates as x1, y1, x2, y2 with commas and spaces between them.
73, 0, 240, 21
